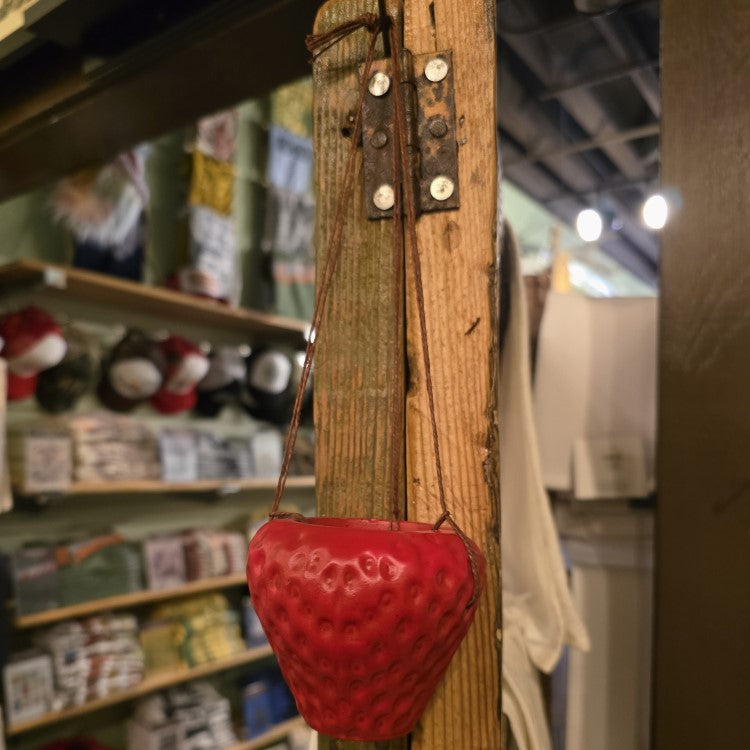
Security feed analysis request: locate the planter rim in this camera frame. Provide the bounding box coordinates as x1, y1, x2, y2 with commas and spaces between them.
270, 516, 457, 534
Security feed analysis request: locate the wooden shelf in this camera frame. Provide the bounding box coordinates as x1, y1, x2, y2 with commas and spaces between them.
0, 260, 308, 344
15, 573, 251, 629
230, 716, 307, 750
24, 475, 316, 497
6, 645, 275, 736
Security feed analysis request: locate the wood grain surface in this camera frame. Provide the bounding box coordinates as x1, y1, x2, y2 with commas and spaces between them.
656, 2, 750, 748
403, 3, 501, 749
313, 2, 407, 749
313, 1, 500, 747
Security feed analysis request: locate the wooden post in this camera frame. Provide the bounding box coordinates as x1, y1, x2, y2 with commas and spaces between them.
313, 1, 501, 748
656, 2, 750, 747
313, 3, 407, 749
403, 3, 501, 749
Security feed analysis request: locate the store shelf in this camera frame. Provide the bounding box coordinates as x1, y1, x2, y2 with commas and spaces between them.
21, 475, 316, 497
230, 716, 307, 750
5, 645, 275, 736
15, 573, 250, 629
0, 260, 308, 343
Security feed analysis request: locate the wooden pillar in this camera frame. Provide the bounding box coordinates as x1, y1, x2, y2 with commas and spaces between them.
403, 3, 501, 750
313, 2, 407, 749
656, 2, 750, 748
313, 1, 501, 748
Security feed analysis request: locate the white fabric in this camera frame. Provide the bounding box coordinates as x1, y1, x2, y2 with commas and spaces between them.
533, 292, 657, 491
7, 333, 66, 376
501, 608, 552, 750
109, 358, 163, 399
164, 352, 210, 394
500, 222, 589, 749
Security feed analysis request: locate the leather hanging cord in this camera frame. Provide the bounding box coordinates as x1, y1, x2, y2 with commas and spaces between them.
386, 21, 481, 608
270, 8, 481, 608
270, 17, 380, 517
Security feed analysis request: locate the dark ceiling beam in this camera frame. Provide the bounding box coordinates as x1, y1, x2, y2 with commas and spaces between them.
499, 60, 659, 264
539, 58, 659, 101
592, 15, 661, 117
500, 5, 652, 182
505, 123, 660, 167
500, 128, 659, 284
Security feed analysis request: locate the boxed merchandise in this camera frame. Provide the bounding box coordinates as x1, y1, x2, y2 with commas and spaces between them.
182, 530, 246, 580
67, 413, 160, 483
159, 430, 199, 482
143, 536, 187, 591
7, 423, 72, 494
56, 534, 142, 606
34, 615, 144, 707
141, 595, 245, 672
2, 651, 54, 726
128, 681, 237, 750
242, 681, 273, 739
11, 546, 60, 616
241, 597, 268, 648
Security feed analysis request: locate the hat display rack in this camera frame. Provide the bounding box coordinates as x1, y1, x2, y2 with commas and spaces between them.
246, 9, 485, 742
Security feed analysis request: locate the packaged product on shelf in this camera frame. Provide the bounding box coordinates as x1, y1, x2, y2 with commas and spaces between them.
196, 432, 253, 480
10, 546, 60, 616
34, 615, 144, 707
249, 430, 283, 478
182, 530, 246, 580
141, 595, 245, 672
56, 534, 143, 606
241, 597, 268, 648
7, 422, 72, 494
1, 651, 55, 726
159, 429, 199, 482
128, 681, 237, 750
143, 536, 187, 591
66, 412, 160, 482
242, 680, 273, 739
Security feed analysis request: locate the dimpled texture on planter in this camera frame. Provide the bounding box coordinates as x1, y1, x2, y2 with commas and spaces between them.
246, 517, 485, 741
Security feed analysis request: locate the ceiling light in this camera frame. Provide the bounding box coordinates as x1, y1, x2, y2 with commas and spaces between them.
642, 193, 669, 230
576, 209, 603, 243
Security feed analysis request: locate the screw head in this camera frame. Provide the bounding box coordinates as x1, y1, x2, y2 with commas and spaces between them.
428, 118, 448, 138
424, 57, 448, 82
373, 184, 395, 211
368, 71, 391, 97
370, 130, 389, 149
429, 175, 455, 202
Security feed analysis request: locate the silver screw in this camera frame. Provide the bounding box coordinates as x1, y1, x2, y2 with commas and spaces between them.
368, 71, 391, 97
430, 175, 455, 201
424, 57, 448, 82
373, 184, 395, 210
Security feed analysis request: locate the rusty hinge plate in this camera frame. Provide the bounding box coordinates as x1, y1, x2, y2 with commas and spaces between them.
361, 49, 459, 219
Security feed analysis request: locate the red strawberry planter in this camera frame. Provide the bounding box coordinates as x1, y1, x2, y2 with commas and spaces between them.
246, 517, 485, 741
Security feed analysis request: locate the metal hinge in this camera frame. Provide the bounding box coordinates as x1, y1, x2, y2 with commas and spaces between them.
360, 49, 459, 219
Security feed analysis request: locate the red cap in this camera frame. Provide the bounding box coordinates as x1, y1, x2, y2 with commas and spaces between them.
150, 335, 209, 415
0, 307, 66, 401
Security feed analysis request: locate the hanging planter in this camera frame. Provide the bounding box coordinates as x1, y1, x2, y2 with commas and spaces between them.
247, 10, 485, 742
248, 517, 483, 740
